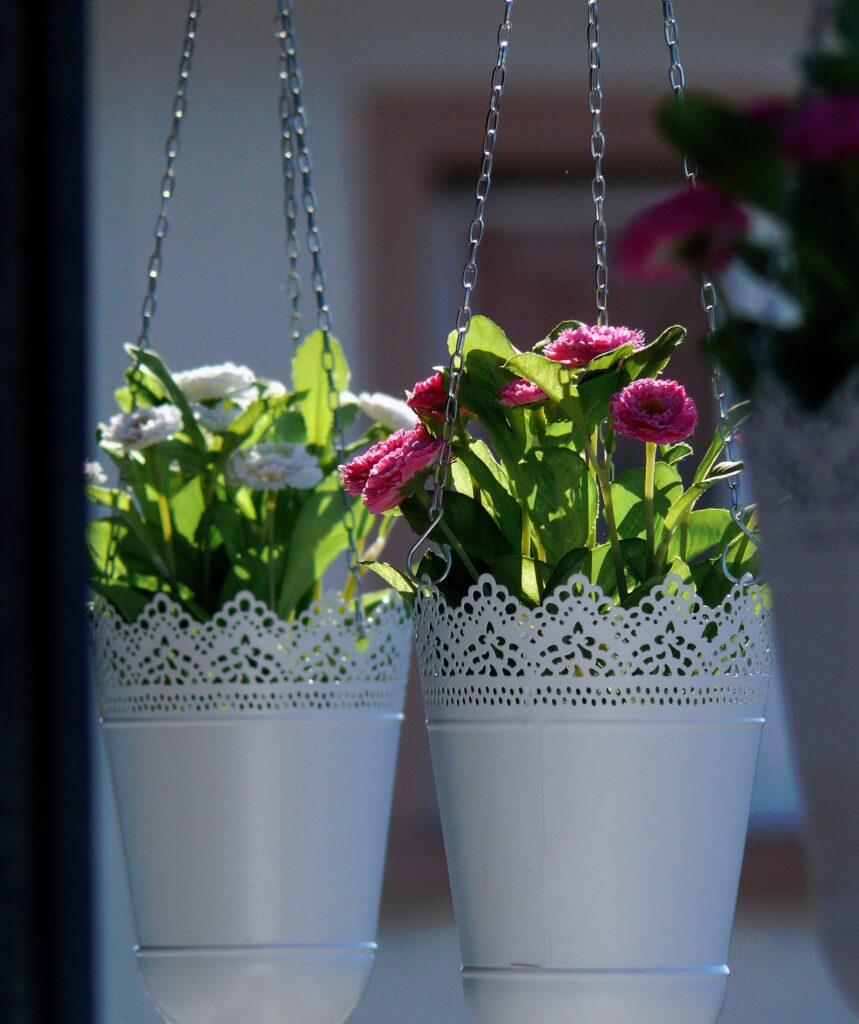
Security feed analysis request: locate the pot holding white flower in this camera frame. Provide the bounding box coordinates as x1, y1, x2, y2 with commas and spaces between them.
89, 335, 413, 1024
347, 315, 773, 1024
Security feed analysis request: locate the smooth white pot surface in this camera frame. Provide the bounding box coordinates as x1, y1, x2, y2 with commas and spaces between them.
415, 574, 772, 1024
95, 590, 411, 1024
749, 380, 859, 1012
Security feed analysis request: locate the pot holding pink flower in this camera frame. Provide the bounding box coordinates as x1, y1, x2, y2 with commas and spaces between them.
348, 315, 772, 1024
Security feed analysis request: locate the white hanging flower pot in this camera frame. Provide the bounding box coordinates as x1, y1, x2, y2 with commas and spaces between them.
747, 373, 859, 1009
414, 573, 772, 1024
94, 589, 412, 1024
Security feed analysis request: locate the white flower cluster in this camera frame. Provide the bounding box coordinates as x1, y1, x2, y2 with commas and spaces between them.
83, 460, 108, 485
174, 362, 257, 401
342, 390, 416, 431
192, 403, 243, 434
226, 443, 322, 491
101, 405, 184, 452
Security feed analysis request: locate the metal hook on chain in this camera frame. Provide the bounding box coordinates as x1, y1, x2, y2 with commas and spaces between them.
404, 0, 514, 586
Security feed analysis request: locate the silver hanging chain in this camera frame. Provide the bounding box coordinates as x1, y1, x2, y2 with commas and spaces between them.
407, 0, 514, 583
660, 0, 761, 585
588, 0, 608, 326
136, 0, 203, 353
276, 0, 366, 634
106, 0, 203, 581
277, 27, 303, 347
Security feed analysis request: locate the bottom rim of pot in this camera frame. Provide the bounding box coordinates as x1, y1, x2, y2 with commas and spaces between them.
460, 963, 729, 1024
135, 943, 376, 1024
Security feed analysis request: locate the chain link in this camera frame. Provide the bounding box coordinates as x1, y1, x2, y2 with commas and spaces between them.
588, 0, 608, 326
660, 0, 760, 584
276, 0, 366, 633
276, 22, 303, 347
136, 0, 203, 352
106, 0, 204, 581
406, 1, 514, 582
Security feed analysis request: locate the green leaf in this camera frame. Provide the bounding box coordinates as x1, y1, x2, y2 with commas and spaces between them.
450, 458, 475, 499
456, 439, 521, 546
170, 476, 206, 544
276, 481, 351, 617
610, 463, 684, 542
522, 448, 597, 562
292, 331, 350, 449
89, 580, 151, 623
447, 314, 520, 364
544, 546, 590, 595
362, 560, 417, 597
669, 508, 734, 563
660, 442, 693, 466
493, 555, 552, 605
658, 96, 786, 212
208, 501, 246, 561
504, 352, 572, 404
401, 491, 509, 568
804, 53, 859, 90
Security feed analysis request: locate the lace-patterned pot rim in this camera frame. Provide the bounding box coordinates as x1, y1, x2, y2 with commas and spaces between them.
414, 573, 772, 719
93, 589, 412, 720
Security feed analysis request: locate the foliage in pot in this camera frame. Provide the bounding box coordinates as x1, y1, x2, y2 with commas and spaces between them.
341, 316, 762, 608
86, 334, 415, 623
615, 0, 859, 408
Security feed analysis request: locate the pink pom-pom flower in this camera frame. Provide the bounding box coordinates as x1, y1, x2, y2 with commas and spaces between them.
407, 372, 449, 414
609, 378, 697, 444
339, 428, 412, 496
616, 184, 749, 284
781, 95, 859, 163
362, 424, 443, 513
542, 324, 645, 368
499, 378, 548, 406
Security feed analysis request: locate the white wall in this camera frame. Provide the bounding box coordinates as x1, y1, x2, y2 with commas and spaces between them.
89, 2, 810, 1021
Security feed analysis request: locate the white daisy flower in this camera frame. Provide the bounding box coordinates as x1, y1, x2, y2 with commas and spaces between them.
173, 362, 257, 401
83, 460, 108, 486
100, 405, 184, 452
344, 390, 417, 432
192, 403, 243, 434
258, 378, 287, 398
225, 443, 322, 491
721, 260, 803, 331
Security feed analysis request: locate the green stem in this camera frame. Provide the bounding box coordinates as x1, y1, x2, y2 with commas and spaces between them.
644, 442, 656, 578
149, 453, 176, 578
569, 408, 627, 602
266, 492, 277, 611
533, 407, 548, 447
521, 502, 532, 558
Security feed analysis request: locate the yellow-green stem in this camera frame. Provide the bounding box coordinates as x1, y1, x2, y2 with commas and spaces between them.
266, 493, 277, 611
644, 442, 656, 578
151, 454, 176, 578
572, 411, 627, 602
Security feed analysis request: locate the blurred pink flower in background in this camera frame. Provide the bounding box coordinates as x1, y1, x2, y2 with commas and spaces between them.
543, 324, 645, 367
781, 94, 859, 163
609, 378, 697, 444
499, 378, 548, 406
361, 424, 443, 513
744, 96, 794, 129
616, 184, 749, 283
